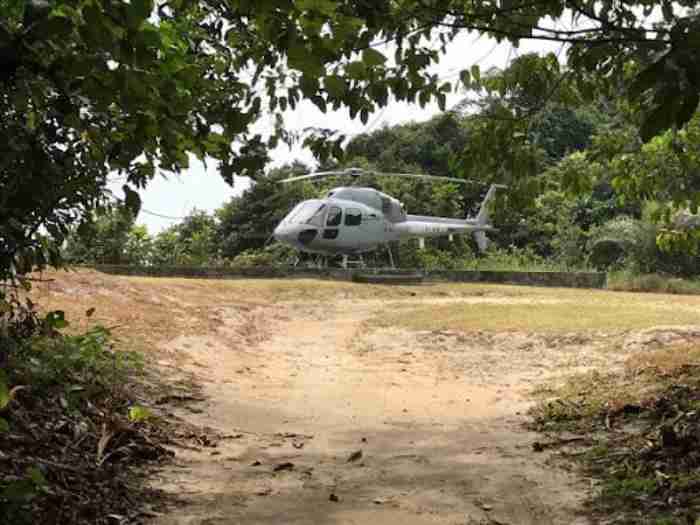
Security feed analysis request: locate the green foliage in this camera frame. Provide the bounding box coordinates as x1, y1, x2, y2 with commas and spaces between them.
398, 243, 474, 270
608, 272, 700, 295
64, 204, 140, 265
476, 246, 575, 272
0, 297, 144, 523
127, 405, 152, 423
163, 210, 218, 266
588, 217, 659, 272
2, 0, 699, 287
227, 244, 297, 269
0, 370, 9, 411
15, 326, 143, 392
602, 476, 658, 501
216, 162, 317, 258
1, 465, 49, 525
123, 225, 153, 266
346, 113, 469, 176
528, 106, 602, 163
396, 241, 581, 272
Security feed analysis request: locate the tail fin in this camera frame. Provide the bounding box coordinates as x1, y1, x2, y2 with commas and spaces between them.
474, 184, 506, 226
472, 184, 506, 253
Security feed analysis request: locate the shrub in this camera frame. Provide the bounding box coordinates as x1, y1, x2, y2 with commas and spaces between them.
225, 244, 296, 268
588, 216, 658, 272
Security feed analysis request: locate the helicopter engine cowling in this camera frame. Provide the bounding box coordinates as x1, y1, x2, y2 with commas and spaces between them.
327, 187, 406, 222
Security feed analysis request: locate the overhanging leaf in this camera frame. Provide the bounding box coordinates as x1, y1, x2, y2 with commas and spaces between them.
639, 102, 676, 142
675, 92, 700, 130
44, 310, 69, 331
129, 0, 153, 23
0, 371, 9, 410
471, 64, 481, 84
362, 48, 386, 68
128, 405, 152, 423
324, 75, 345, 99
628, 58, 668, 101
26, 466, 47, 487
122, 185, 142, 216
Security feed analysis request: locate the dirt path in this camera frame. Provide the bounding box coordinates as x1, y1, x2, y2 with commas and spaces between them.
149, 298, 596, 525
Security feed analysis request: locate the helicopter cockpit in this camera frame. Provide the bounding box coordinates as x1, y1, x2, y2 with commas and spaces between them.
281, 200, 326, 226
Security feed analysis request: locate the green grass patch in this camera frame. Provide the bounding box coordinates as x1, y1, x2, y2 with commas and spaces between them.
608, 271, 700, 295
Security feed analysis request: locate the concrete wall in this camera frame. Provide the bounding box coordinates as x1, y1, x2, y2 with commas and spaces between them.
90, 265, 607, 289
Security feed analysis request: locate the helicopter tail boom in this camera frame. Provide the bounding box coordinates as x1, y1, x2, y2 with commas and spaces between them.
398, 184, 505, 253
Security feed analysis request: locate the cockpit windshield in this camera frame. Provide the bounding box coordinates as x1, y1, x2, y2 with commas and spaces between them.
283, 201, 326, 225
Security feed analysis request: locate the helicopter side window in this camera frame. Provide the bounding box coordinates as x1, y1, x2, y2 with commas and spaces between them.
381, 197, 391, 214
326, 206, 342, 227
345, 208, 362, 226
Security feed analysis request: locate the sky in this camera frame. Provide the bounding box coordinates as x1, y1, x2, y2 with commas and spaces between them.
109, 32, 562, 234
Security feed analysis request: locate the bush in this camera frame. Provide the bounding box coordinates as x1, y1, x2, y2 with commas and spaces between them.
588, 216, 658, 272
225, 244, 296, 268
607, 271, 700, 295
477, 246, 580, 271
14, 326, 143, 392
397, 243, 589, 272
0, 307, 146, 523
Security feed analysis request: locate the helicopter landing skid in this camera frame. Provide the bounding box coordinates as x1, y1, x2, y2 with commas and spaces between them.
341, 254, 366, 270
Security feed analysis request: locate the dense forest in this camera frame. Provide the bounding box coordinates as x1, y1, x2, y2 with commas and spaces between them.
65, 54, 700, 277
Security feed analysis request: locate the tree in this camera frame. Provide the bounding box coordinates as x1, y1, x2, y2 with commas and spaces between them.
346, 112, 469, 176
63, 204, 139, 265
0, 0, 463, 282
216, 162, 316, 258
150, 229, 183, 266
3, 0, 700, 285
63, 204, 165, 266
123, 225, 153, 266
169, 210, 218, 265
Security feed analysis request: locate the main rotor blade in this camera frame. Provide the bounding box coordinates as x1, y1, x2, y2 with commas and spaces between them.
373, 172, 470, 184
277, 171, 347, 183
278, 167, 494, 186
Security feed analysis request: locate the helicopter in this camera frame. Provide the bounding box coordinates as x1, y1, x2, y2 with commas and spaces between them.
272, 167, 506, 268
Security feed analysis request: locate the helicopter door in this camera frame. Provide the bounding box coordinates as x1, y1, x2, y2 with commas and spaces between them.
323, 206, 342, 240
346, 207, 383, 251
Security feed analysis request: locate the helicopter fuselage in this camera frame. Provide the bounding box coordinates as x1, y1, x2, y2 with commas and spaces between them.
272, 186, 499, 256
273, 197, 391, 255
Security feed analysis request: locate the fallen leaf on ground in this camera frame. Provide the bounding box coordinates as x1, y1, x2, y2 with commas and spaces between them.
347, 450, 363, 462
273, 462, 295, 472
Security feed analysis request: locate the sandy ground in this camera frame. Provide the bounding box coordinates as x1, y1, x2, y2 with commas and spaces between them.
145, 296, 612, 525
32, 272, 700, 524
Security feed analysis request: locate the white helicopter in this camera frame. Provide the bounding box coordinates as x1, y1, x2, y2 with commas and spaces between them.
272, 167, 506, 268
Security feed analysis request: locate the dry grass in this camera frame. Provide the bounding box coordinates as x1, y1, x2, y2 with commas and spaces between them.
373, 289, 700, 332
530, 344, 700, 524
28, 270, 700, 348
532, 345, 700, 421
26, 269, 459, 354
